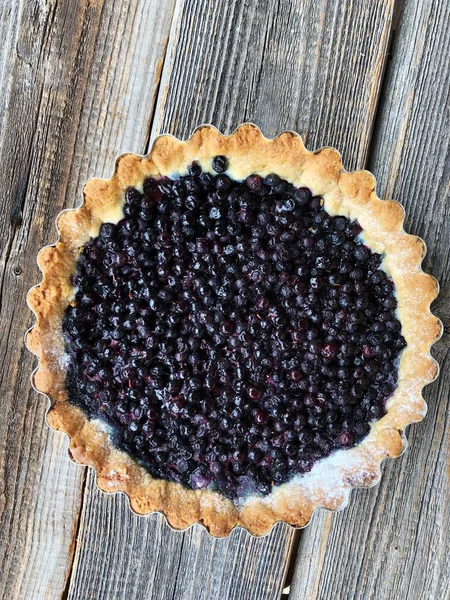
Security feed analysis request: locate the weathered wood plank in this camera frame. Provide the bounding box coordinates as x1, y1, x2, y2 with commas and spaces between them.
69, 471, 294, 600
290, 0, 450, 598
0, 1, 176, 599
64, 1, 394, 598
0, 0, 21, 130
166, 523, 295, 600
67, 471, 186, 600
153, 0, 394, 169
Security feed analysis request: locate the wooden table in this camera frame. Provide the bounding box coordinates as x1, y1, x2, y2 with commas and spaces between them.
1, 1, 448, 598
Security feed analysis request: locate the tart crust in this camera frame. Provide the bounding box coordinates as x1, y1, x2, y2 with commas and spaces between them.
26, 124, 442, 537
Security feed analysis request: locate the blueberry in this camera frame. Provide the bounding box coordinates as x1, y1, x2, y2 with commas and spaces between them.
294, 187, 312, 206
215, 175, 231, 190
245, 175, 262, 191
275, 198, 296, 213
188, 162, 202, 177
354, 245, 369, 261
264, 173, 280, 187
212, 155, 228, 173
63, 170, 405, 502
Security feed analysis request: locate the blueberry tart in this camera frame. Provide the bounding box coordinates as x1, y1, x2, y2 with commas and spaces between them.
27, 124, 442, 536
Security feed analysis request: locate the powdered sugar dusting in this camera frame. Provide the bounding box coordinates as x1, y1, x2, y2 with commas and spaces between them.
59, 352, 70, 369
242, 420, 389, 514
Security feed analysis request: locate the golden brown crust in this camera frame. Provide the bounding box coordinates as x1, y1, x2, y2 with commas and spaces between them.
26, 124, 442, 537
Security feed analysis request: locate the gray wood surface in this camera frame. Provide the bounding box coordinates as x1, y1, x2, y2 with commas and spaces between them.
152, 0, 394, 169
67, 471, 186, 600
68, 474, 295, 600
0, 0, 448, 599
0, 0, 175, 598
290, 0, 450, 598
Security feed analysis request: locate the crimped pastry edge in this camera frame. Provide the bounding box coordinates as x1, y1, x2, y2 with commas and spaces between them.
26, 123, 442, 537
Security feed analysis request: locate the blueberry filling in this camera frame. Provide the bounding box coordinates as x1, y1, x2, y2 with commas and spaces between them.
63, 159, 406, 500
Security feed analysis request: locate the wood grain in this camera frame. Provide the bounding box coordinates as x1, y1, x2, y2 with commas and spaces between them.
68, 471, 295, 600
153, 0, 394, 170
290, 0, 450, 598
0, 1, 21, 131
169, 523, 295, 600
67, 471, 187, 600
0, 1, 175, 599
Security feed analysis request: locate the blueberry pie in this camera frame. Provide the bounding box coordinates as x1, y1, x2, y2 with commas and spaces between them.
27, 124, 442, 536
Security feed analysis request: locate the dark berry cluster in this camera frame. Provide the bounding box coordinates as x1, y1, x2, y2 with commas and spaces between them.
63, 157, 406, 500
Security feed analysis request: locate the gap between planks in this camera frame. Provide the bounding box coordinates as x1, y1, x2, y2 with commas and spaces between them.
61, 471, 88, 600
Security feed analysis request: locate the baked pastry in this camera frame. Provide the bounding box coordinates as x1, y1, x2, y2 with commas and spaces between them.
27, 124, 441, 537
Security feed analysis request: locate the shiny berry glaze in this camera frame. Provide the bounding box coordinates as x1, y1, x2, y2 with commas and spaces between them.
63, 159, 406, 500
